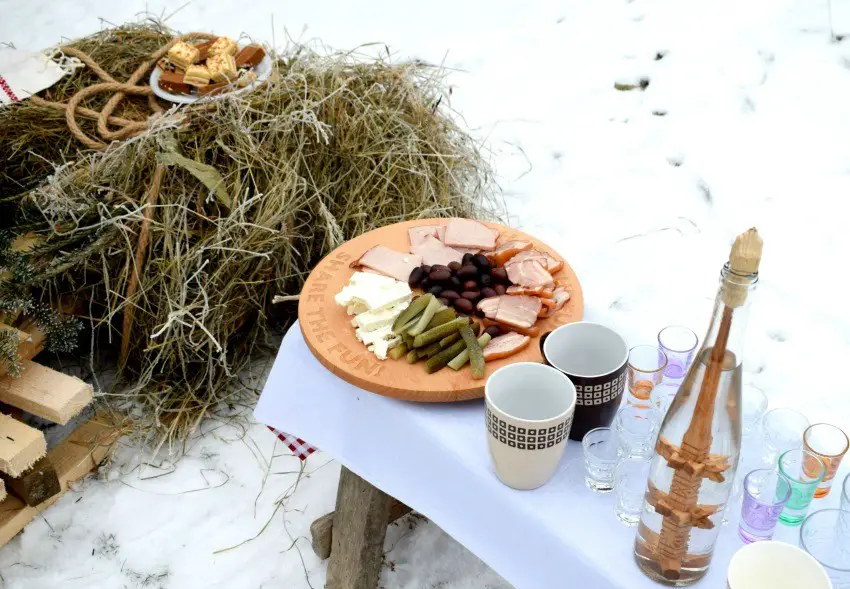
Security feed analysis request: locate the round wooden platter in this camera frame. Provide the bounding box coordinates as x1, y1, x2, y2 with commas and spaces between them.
298, 219, 584, 403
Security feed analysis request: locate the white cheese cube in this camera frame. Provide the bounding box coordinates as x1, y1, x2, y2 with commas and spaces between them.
335, 271, 412, 315
354, 325, 401, 360
352, 301, 410, 332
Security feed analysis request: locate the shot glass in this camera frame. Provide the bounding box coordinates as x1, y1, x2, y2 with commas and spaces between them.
626, 345, 668, 409
802, 423, 849, 498
741, 385, 768, 437
656, 325, 697, 382
800, 509, 850, 586
614, 405, 657, 459
763, 408, 809, 465
582, 427, 619, 493
614, 457, 650, 526
738, 469, 792, 543
778, 449, 826, 526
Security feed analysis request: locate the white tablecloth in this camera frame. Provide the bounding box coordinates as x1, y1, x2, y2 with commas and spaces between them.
254, 322, 838, 589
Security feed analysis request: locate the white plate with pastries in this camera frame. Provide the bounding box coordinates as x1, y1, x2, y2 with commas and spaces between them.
150, 38, 273, 105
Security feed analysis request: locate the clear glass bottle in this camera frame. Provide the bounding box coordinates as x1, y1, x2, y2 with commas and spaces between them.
634, 257, 758, 586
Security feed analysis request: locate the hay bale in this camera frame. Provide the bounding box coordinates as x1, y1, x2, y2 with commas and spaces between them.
1, 23, 500, 445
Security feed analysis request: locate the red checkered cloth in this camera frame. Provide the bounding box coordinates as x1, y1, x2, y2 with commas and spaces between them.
267, 426, 318, 461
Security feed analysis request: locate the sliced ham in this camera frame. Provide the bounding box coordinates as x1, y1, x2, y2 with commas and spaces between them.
506, 285, 555, 298
506, 259, 555, 290
476, 295, 541, 330
506, 249, 547, 266
551, 287, 570, 311
408, 225, 447, 246
542, 252, 564, 274
506, 249, 563, 274
452, 247, 481, 256
352, 245, 422, 283
409, 235, 464, 267
482, 332, 531, 361
443, 218, 499, 250
486, 240, 533, 267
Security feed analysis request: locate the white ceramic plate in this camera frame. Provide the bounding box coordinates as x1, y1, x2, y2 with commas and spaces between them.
149, 49, 272, 105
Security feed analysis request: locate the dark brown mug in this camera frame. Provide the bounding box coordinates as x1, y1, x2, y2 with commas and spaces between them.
540, 322, 629, 441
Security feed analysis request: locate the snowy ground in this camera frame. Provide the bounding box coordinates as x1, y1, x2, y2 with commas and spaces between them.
2, 0, 850, 587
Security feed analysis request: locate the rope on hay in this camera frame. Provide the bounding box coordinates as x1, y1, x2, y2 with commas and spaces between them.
28, 33, 213, 360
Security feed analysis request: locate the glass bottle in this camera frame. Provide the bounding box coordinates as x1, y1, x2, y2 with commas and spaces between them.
634, 230, 761, 586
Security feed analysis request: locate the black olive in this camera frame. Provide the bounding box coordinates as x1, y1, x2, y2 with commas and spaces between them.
441, 290, 460, 301
449, 276, 462, 288
461, 290, 481, 303
428, 285, 444, 297
463, 280, 478, 291
438, 297, 450, 307
456, 265, 479, 280
454, 298, 473, 314
420, 278, 432, 290
493, 284, 507, 295
429, 268, 452, 282
408, 266, 425, 288
421, 265, 432, 275
448, 261, 462, 272
479, 274, 492, 287
431, 264, 450, 274
461, 253, 475, 266
485, 325, 502, 338
481, 287, 498, 299
473, 254, 491, 271
491, 267, 509, 283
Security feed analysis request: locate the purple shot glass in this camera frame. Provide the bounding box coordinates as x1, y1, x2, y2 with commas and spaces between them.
657, 325, 698, 381
738, 468, 793, 544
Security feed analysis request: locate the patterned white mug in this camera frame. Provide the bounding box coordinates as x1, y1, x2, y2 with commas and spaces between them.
485, 362, 577, 490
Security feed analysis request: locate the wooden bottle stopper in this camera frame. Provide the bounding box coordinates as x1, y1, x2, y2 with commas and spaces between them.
723, 227, 763, 308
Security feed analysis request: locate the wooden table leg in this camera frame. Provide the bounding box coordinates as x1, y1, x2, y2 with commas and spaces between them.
324, 466, 396, 589
311, 497, 412, 560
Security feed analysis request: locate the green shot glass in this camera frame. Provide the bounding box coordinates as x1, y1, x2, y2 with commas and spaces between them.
778, 449, 826, 526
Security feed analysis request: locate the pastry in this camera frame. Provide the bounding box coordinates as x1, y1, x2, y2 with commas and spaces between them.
167, 41, 200, 71
208, 36, 238, 58
158, 70, 191, 94
183, 64, 211, 87
207, 53, 237, 83
235, 45, 265, 68
195, 39, 215, 62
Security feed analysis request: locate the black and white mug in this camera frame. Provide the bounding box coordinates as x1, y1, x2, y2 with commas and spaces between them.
540, 322, 629, 441
485, 362, 577, 490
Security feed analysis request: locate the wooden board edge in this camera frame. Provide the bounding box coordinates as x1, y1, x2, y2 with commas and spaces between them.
0, 479, 5, 503
0, 414, 118, 548
0, 360, 94, 425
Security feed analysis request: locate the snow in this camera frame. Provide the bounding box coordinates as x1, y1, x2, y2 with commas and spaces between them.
2, 0, 850, 587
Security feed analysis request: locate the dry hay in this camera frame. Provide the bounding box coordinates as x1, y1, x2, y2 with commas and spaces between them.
0, 21, 501, 447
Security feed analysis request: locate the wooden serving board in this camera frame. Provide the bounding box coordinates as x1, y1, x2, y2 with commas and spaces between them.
298, 219, 584, 402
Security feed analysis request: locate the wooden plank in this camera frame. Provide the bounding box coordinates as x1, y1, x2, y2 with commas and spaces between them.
0, 413, 46, 477
0, 415, 116, 547
0, 361, 92, 425
1, 456, 60, 507
311, 499, 412, 560
326, 466, 394, 589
